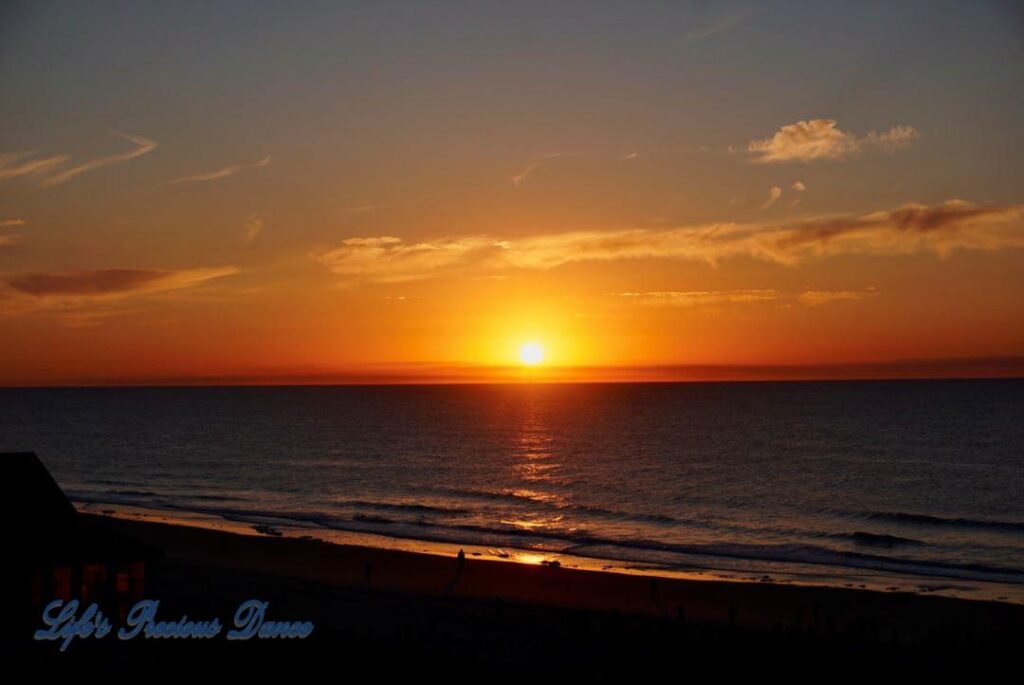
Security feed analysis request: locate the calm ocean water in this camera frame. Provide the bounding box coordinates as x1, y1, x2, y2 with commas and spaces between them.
3, 380, 1023, 597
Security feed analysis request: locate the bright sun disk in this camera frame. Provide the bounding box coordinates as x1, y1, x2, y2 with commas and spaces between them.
519, 342, 544, 366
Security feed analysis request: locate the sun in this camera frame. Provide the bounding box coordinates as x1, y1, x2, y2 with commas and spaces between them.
519, 342, 545, 366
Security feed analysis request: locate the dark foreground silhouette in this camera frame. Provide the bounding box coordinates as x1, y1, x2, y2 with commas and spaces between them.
13, 515, 1024, 680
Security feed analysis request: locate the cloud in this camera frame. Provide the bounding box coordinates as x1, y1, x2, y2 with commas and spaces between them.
0, 152, 72, 182
760, 186, 783, 209
0, 218, 27, 227
245, 215, 265, 242
682, 4, 755, 41
0, 235, 19, 248
162, 155, 271, 186
5, 267, 238, 298
40, 131, 158, 186
797, 288, 877, 306
315, 235, 506, 283
774, 199, 1019, 250
314, 200, 1024, 285
789, 181, 807, 207
510, 153, 579, 187
614, 290, 779, 307
616, 289, 877, 308
748, 119, 918, 163
0, 266, 240, 324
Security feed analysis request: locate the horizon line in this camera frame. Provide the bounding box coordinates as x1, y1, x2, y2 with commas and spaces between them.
2, 355, 1022, 389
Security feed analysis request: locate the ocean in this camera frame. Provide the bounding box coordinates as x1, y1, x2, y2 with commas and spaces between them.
3, 380, 1023, 601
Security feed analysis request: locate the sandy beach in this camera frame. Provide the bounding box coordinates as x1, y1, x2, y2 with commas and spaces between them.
18, 512, 1024, 678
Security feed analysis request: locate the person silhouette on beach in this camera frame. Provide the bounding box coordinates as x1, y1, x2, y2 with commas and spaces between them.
446, 549, 467, 594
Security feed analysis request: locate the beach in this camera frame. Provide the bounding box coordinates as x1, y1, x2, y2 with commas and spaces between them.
18, 512, 1024, 678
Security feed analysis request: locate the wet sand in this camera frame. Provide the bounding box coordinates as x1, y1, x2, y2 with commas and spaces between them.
18, 513, 1024, 678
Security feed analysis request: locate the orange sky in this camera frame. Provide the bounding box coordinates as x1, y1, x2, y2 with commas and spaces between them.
1, 3, 1023, 385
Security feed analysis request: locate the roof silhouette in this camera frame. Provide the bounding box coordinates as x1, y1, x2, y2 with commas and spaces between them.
4, 452, 157, 564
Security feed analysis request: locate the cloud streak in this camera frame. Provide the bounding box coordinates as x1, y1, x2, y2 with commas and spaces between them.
510, 153, 579, 187
5, 267, 238, 298
748, 119, 918, 163
40, 131, 158, 186
797, 289, 877, 306
162, 155, 271, 185
682, 4, 755, 41
245, 215, 265, 242
314, 200, 1024, 284
615, 289, 877, 308
0, 152, 72, 181
614, 290, 779, 307
0, 266, 240, 323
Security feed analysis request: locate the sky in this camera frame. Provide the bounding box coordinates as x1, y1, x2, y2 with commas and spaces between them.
1, 0, 1023, 385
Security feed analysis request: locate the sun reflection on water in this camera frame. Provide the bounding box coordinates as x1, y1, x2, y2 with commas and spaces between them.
508, 392, 571, 533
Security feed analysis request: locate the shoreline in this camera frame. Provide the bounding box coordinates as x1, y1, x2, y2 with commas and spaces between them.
75, 502, 1024, 606
79, 511, 1024, 633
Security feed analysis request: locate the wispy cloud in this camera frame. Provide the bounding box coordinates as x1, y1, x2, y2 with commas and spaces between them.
315, 236, 501, 283
748, 119, 918, 163
314, 200, 1024, 284
0, 152, 71, 182
797, 288, 877, 306
40, 131, 158, 186
614, 288, 877, 308
5, 267, 238, 298
1, 132, 156, 186
244, 214, 265, 242
789, 181, 808, 207
614, 290, 779, 307
510, 153, 580, 187
760, 186, 783, 209
0, 216, 23, 249
0, 266, 240, 323
682, 4, 755, 41
161, 155, 270, 186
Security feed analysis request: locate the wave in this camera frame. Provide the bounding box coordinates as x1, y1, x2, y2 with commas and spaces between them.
352, 513, 395, 524
187, 493, 245, 502
69, 489, 1024, 585
413, 486, 696, 527
299, 515, 1024, 584
865, 511, 1024, 534
338, 499, 471, 516
417, 486, 556, 506
69, 488, 243, 505
830, 531, 925, 548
